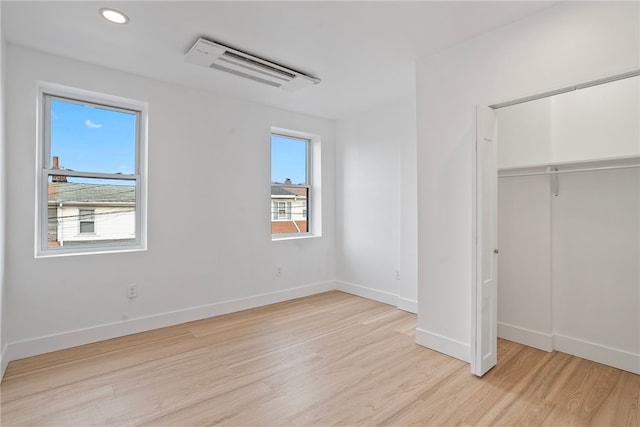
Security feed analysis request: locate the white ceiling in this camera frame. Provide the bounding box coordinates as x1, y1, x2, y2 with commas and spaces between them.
2, 1, 557, 120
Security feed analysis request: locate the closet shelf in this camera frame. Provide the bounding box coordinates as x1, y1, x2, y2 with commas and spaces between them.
498, 156, 640, 178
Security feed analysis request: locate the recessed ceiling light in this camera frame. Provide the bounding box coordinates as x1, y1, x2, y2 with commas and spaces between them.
100, 8, 129, 24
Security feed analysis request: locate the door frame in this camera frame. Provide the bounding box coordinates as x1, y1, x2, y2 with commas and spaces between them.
470, 71, 640, 377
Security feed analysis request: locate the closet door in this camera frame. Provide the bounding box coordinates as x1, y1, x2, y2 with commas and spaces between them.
472, 106, 498, 376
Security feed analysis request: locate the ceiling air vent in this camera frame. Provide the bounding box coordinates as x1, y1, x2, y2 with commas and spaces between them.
185, 38, 320, 92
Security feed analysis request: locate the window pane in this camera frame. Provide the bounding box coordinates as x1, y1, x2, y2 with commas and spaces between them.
79, 221, 95, 234
79, 209, 95, 222
48, 175, 136, 247
49, 98, 137, 175
270, 185, 308, 235
271, 135, 307, 185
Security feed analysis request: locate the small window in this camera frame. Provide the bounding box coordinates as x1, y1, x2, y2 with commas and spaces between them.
272, 200, 292, 220
271, 133, 310, 236
79, 209, 95, 234
37, 84, 147, 256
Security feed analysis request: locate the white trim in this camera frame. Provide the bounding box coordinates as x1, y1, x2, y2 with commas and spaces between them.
397, 297, 418, 314
270, 126, 322, 239
271, 233, 318, 241
553, 333, 640, 375
470, 105, 479, 374
42, 169, 139, 181
35, 82, 148, 258
3, 281, 337, 364
335, 281, 417, 313
415, 328, 471, 363
0, 282, 419, 379
1, 344, 8, 380
496, 322, 639, 374
335, 280, 399, 307
498, 322, 553, 352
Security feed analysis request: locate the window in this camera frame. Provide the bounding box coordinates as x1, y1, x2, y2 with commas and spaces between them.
271, 133, 311, 236
37, 84, 147, 256
272, 200, 292, 220
79, 209, 95, 233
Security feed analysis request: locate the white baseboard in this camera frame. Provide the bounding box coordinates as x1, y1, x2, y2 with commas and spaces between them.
553, 333, 640, 375
4, 281, 337, 366
397, 297, 418, 314
5, 283, 637, 379
336, 281, 399, 307
497, 321, 639, 374
415, 327, 470, 363
498, 322, 553, 352
1, 344, 8, 380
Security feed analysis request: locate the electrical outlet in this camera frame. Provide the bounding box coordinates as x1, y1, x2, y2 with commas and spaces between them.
127, 284, 138, 299
395, 270, 400, 280
276, 267, 282, 277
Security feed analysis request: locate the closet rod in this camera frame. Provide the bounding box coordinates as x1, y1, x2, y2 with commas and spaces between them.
498, 163, 640, 178
490, 69, 640, 109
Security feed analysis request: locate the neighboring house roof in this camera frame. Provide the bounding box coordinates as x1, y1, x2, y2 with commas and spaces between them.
271, 186, 296, 197
48, 182, 135, 204
271, 220, 307, 234
271, 186, 307, 198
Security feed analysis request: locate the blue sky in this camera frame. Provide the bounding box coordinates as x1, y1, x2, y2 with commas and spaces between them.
50, 99, 136, 175
271, 135, 307, 185
51, 100, 306, 186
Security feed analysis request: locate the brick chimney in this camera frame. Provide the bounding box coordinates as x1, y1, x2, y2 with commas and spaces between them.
51, 156, 68, 182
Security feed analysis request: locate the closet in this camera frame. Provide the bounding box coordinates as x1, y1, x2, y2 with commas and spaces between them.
496, 75, 640, 374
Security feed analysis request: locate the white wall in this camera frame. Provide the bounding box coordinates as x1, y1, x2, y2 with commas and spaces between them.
497, 175, 552, 350
499, 167, 640, 374
498, 98, 551, 169
416, 2, 640, 363
0, 4, 7, 377
551, 77, 640, 163
336, 99, 418, 312
4, 45, 337, 360
552, 168, 639, 371
399, 98, 419, 313
499, 76, 640, 169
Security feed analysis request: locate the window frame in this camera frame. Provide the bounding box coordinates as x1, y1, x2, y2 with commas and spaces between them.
78, 208, 96, 234
35, 83, 148, 257
270, 128, 320, 240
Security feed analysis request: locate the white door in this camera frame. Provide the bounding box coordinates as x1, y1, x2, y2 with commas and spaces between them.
471, 105, 498, 377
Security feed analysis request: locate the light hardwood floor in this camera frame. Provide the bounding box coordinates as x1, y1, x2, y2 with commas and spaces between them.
1, 291, 638, 426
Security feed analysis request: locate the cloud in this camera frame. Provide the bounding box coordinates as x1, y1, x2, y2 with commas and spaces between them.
85, 120, 103, 129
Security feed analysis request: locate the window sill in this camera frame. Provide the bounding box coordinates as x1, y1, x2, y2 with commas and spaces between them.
271, 233, 321, 242
35, 245, 146, 258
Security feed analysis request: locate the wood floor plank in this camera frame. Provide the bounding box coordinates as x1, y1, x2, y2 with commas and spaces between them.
1, 291, 638, 426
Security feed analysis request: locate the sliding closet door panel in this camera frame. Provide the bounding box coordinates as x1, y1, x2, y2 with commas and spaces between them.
498, 175, 552, 350
552, 168, 640, 355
